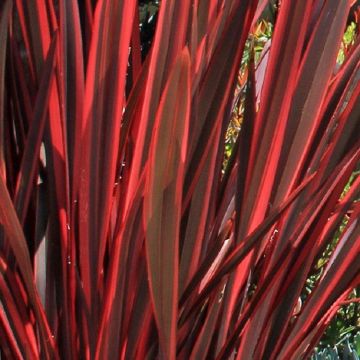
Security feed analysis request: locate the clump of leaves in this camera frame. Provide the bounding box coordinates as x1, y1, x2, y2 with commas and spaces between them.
0, 0, 359, 359
306, 169, 360, 351
319, 291, 360, 348
312, 334, 360, 359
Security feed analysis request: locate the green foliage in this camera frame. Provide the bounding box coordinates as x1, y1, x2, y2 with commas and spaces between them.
319, 292, 359, 346
224, 20, 273, 167
312, 335, 360, 359
139, 1, 160, 59
304, 169, 360, 352
337, 22, 357, 64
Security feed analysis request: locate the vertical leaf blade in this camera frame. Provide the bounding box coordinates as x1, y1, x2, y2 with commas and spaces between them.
144, 48, 191, 359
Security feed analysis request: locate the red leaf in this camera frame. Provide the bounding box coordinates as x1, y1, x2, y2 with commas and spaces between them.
0, 0, 12, 181
14, 34, 57, 224
144, 48, 191, 359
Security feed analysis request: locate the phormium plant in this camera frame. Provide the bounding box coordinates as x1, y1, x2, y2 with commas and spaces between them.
0, 0, 359, 359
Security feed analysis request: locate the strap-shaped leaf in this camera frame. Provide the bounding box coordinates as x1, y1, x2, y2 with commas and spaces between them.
0, 0, 11, 182
144, 48, 191, 359
14, 34, 57, 224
